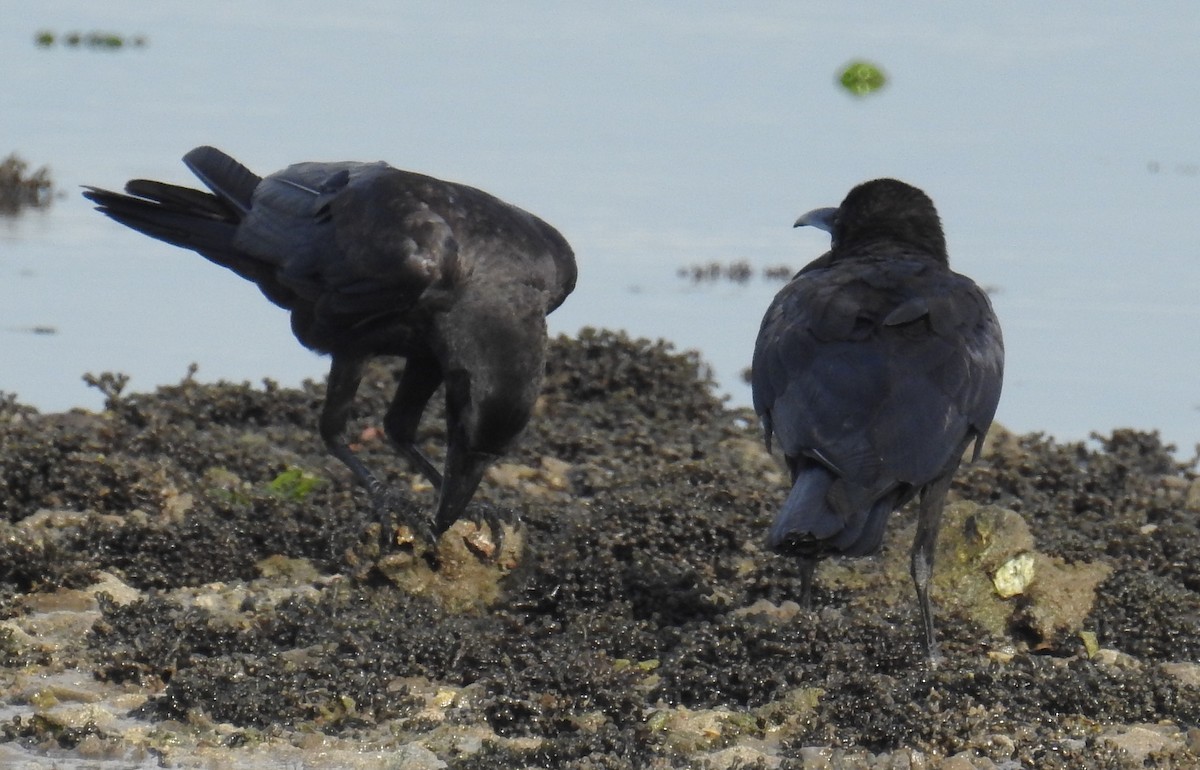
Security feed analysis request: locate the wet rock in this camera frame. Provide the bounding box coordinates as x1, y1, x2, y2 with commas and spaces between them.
32, 701, 120, 732
755, 687, 824, 738
373, 518, 524, 611
798, 747, 834, 769
1016, 554, 1112, 644
879, 502, 1113, 646
1186, 478, 1200, 511
1160, 662, 1200, 688
485, 455, 572, 499
647, 705, 756, 754
1099, 724, 1186, 765
1093, 648, 1143, 671
385, 743, 447, 769
256, 553, 321, 582
88, 570, 142, 606
897, 502, 1034, 638
703, 742, 782, 769
732, 598, 803, 622
940, 751, 999, 770
991, 552, 1036, 598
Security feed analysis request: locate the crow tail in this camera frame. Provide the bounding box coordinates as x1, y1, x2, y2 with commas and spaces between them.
769, 466, 894, 557
82, 147, 273, 285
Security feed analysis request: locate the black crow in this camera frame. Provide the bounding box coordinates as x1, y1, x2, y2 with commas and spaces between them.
85, 146, 576, 546
751, 178, 1003, 659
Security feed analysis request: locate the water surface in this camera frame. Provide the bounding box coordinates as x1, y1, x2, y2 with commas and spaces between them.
2, 2, 1198, 453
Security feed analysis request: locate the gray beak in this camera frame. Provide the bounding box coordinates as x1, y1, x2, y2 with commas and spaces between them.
793, 206, 838, 233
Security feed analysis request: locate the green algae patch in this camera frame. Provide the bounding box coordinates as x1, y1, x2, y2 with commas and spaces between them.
839, 60, 887, 96
267, 467, 324, 501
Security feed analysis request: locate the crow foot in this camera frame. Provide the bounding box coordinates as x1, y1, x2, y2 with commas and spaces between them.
369, 487, 437, 556
454, 503, 520, 563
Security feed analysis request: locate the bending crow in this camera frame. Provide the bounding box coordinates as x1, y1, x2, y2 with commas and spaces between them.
85, 146, 576, 544
751, 178, 1003, 659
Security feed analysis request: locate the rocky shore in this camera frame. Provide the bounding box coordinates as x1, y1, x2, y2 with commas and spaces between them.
2, 330, 1198, 769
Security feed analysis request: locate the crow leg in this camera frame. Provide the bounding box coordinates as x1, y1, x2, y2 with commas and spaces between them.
319, 355, 433, 548
911, 470, 954, 664
798, 557, 817, 610
383, 355, 444, 489
320, 355, 380, 494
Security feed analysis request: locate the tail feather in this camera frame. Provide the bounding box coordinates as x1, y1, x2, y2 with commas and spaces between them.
124, 179, 233, 219
83, 185, 236, 257
83, 182, 277, 290
85, 148, 300, 310
768, 466, 840, 550
769, 466, 895, 557
837, 496, 894, 556
183, 145, 261, 215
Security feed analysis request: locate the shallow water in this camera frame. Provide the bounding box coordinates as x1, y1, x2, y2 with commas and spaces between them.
2, 2, 1198, 452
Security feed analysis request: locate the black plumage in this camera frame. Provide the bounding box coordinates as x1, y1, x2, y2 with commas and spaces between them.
84, 146, 576, 544
751, 178, 1003, 659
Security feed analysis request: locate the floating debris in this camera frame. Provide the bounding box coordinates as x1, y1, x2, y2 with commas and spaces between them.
0, 154, 55, 214
678, 261, 726, 283
677, 260, 795, 285
1147, 160, 1199, 176
762, 265, 794, 282
34, 30, 148, 50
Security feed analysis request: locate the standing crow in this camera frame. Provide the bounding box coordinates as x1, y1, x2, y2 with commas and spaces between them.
85, 146, 576, 545
751, 178, 1003, 659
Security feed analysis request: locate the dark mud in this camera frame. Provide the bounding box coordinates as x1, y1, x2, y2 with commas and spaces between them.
1, 329, 1198, 768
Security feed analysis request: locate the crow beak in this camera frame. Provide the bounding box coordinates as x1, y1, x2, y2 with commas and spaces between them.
794, 206, 839, 233
432, 444, 496, 536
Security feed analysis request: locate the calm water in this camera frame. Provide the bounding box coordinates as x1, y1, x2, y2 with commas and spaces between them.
2, 2, 1198, 454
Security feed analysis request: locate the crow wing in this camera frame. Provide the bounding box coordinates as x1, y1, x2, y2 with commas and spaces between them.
752, 251, 1003, 497
183, 147, 575, 350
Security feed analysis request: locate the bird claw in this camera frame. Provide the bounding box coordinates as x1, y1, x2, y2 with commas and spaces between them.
459, 503, 519, 562
363, 482, 521, 565
371, 488, 437, 554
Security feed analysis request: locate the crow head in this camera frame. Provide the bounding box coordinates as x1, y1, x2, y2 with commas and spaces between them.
431, 282, 549, 533
796, 178, 947, 263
